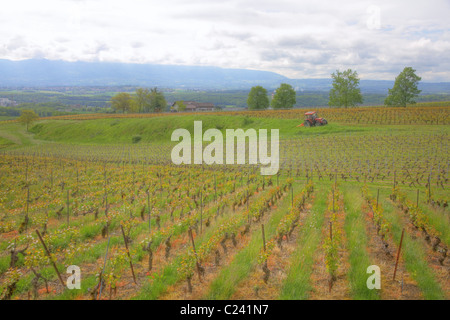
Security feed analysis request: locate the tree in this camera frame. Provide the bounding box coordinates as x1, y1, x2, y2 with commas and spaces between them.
385, 67, 421, 107
111, 92, 133, 113
247, 86, 269, 110
271, 83, 296, 109
173, 101, 186, 112
134, 88, 151, 113
149, 88, 167, 113
329, 69, 363, 107
18, 110, 39, 131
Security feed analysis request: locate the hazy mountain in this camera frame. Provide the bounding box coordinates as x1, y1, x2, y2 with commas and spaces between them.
0, 59, 287, 89
0, 59, 449, 93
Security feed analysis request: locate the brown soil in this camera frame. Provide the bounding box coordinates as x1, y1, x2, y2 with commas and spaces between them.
231, 202, 314, 300
390, 200, 450, 299
159, 190, 289, 300
362, 201, 422, 300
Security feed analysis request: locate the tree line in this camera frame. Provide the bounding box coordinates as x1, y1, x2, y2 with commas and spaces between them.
247, 66, 423, 109
110, 87, 168, 113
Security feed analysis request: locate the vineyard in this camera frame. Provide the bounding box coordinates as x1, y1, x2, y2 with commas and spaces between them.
0, 107, 448, 300
3, 105, 448, 125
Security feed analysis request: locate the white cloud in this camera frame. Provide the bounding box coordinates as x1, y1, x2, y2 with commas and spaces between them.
0, 0, 449, 81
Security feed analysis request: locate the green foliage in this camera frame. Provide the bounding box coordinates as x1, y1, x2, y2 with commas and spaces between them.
111, 92, 133, 114
385, 67, 422, 107
271, 83, 296, 109
323, 236, 339, 277
132, 135, 142, 143
173, 101, 186, 112
247, 86, 269, 110
329, 69, 363, 107
0, 88, 448, 118
134, 88, 151, 113
149, 88, 167, 113
18, 109, 39, 131
112, 87, 167, 113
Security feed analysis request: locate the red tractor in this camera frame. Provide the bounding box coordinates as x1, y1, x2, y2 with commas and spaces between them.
297, 111, 328, 127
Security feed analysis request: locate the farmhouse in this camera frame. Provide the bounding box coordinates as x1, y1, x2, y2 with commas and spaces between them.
171, 101, 215, 112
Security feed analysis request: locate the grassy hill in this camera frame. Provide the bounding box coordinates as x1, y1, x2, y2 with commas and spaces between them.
25, 115, 404, 145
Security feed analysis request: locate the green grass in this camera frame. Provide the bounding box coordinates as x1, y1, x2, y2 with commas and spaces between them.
0, 136, 14, 148
133, 192, 267, 300
0, 116, 16, 121
204, 191, 292, 300
0, 115, 436, 146
27, 117, 362, 144
342, 185, 379, 300
278, 184, 327, 299
0, 122, 40, 147
378, 188, 445, 300
401, 188, 450, 247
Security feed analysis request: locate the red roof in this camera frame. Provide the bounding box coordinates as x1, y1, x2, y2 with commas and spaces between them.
304, 111, 316, 115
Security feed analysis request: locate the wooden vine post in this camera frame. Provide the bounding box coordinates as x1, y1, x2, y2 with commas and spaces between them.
66, 189, 70, 226
416, 189, 419, 207
35, 229, 65, 287
261, 223, 270, 283
120, 225, 137, 284
329, 221, 333, 241
214, 174, 217, 202
332, 187, 335, 213
261, 224, 266, 251
247, 189, 250, 223
188, 227, 202, 280
334, 170, 337, 189
291, 184, 294, 207
159, 174, 163, 201
393, 171, 396, 188
188, 172, 190, 197
200, 189, 203, 234
376, 189, 379, 210
393, 228, 405, 281
98, 236, 111, 300
25, 160, 28, 184
104, 175, 108, 217
147, 190, 151, 233
25, 186, 30, 232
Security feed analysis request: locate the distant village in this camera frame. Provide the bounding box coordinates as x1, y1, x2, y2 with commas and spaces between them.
0, 98, 18, 107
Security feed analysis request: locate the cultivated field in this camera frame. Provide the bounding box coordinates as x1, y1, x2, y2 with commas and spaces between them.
0, 107, 448, 300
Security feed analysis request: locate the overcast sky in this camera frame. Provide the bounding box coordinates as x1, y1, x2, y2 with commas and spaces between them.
1, 0, 449, 81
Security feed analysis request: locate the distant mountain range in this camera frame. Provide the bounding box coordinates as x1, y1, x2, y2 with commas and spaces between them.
1, 59, 449, 94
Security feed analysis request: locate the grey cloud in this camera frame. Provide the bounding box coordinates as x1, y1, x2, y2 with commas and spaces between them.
1, 0, 449, 81
82, 42, 110, 55
170, 6, 268, 27
55, 37, 70, 43
30, 49, 46, 59
215, 30, 254, 42
131, 41, 144, 49
260, 48, 333, 65
6, 35, 27, 51
277, 35, 325, 50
